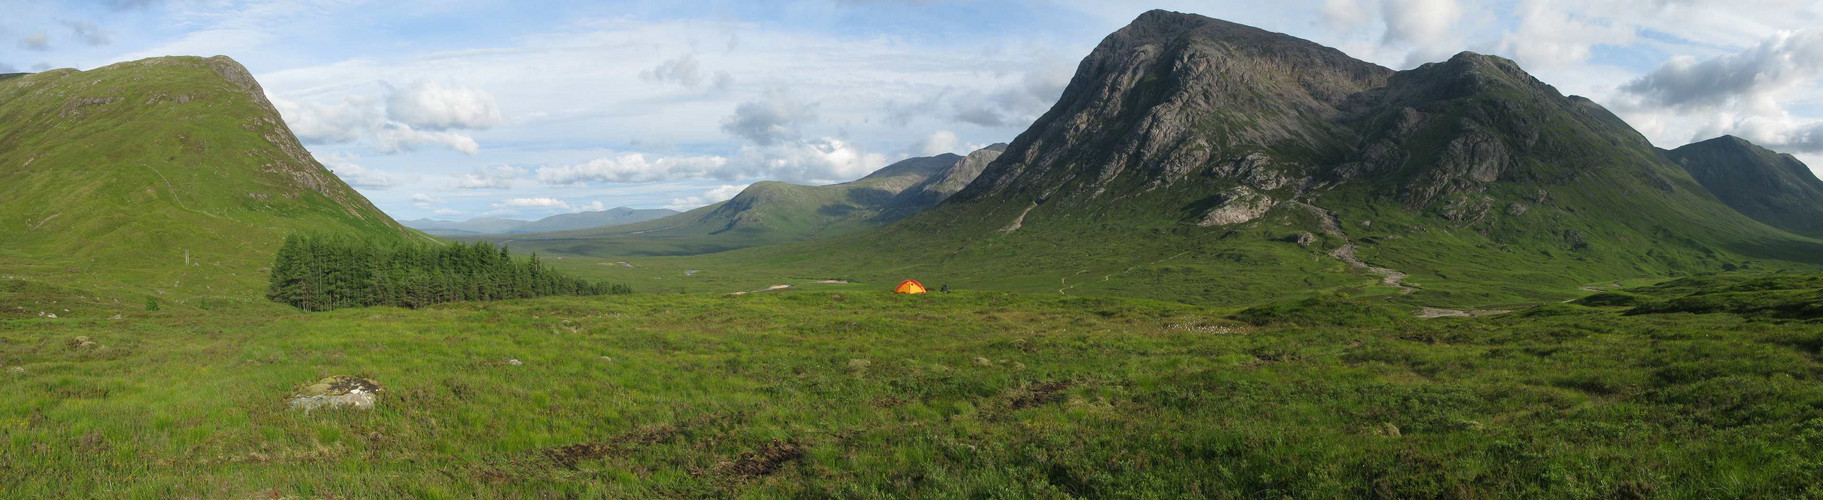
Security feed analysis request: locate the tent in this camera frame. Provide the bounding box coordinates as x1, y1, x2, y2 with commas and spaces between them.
893, 279, 928, 294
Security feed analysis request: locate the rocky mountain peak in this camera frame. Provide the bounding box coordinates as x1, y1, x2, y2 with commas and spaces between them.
957, 11, 1392, 205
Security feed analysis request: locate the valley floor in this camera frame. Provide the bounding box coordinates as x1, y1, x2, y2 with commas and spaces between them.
4, 280, 1823, 498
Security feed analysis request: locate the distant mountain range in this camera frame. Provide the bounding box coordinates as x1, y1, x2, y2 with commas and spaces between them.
403, 206, 678, 236
490, 144, 1006, 256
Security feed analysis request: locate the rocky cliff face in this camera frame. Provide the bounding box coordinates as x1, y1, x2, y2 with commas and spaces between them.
879, 144, 1007, 222
956, 11, 1391, 212
938, 11, 1740, 233
1667, 136, 1823, 238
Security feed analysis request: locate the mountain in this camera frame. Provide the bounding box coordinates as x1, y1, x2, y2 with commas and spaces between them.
1665, 136, 1823, 238
0, 56, 422, 302
756, 10, 1822, 306
878, 143, 1007, 222
404, 206, 679, 236
491, 148, 999, 256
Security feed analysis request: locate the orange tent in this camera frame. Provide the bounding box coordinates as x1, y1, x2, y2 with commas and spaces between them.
893, 279, 928, 294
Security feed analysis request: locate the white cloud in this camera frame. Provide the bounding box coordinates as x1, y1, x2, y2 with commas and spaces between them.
887, 63, 1072, 128
1380, 0, 1468, 66
911, 130, 960, 156
1496, 0, 1635, 68
1620, 29, 1823, 111
271, 94, 382, 144
376, 124, 480, 155
493, 197, 609, 213
19, 32, 50, 51
531, 137, 889, 186
535, 153, 732, 184
271, 92, 481, 155
499, 197, 567, 208
1613, 29, 1823, 152
731, 137, 888, 185
320, 153, 400, 189
665, 184, 749, 211
452, 165, 522, 189
61, 19, 109, 46
410, 193, 445, 209
385, 80, 503, 130
1380, 0, 1461, 47
642, 53, 701, 86
720, 89, 816, 146
1322, 0, 1371, 31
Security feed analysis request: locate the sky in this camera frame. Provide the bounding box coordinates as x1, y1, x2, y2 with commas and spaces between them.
5, 0, 1822, 221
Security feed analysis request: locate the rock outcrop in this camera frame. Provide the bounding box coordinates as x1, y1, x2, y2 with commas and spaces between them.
288, 375, 383, 412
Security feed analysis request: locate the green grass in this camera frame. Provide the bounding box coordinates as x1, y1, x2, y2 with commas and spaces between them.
0, 56, 424, 306
5, 275, 1823, 497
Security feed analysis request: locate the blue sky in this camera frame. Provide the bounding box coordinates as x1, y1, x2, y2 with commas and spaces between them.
5, 0, 1822, 221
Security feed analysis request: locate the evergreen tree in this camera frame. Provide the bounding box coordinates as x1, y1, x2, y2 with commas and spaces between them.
265, 233, 631, 311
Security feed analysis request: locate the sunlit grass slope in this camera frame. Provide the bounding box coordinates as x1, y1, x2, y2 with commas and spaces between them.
0, 56, 423, 305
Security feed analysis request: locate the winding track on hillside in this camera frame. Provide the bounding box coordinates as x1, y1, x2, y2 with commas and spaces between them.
1290, 201, 1416, 294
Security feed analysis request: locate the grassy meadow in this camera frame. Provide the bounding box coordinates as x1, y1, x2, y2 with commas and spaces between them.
4, 274, 1823, 498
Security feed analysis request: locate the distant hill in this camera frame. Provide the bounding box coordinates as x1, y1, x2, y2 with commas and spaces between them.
718, 10, 1822, 306
0, 56, 423, 303
491, 148, 1001, 256
404, 206, 679, 236
878, 143, 1007, 222
1665, 136, 1823, 238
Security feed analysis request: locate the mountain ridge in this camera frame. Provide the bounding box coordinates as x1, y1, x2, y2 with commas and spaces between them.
474, 147, 1002, 256
1665, 135, 1823, 238
0, 55, 422, 300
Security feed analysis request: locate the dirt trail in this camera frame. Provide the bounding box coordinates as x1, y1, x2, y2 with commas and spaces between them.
1058, 269, 1088, 295
727, 280, 849, 295
1291, 201, 1415, 294
1416, 307, 1513, 319
28, 213, 59, 231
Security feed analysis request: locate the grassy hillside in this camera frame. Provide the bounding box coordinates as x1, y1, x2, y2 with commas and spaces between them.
0, 56, 424, 304
4, 275, 1823, 496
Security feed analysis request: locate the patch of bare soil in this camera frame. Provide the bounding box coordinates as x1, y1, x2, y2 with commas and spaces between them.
542, 413, 725, 467
713, 439, 804, 479
1008, 380, 1074, 410
1416, 307, 1514, 319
